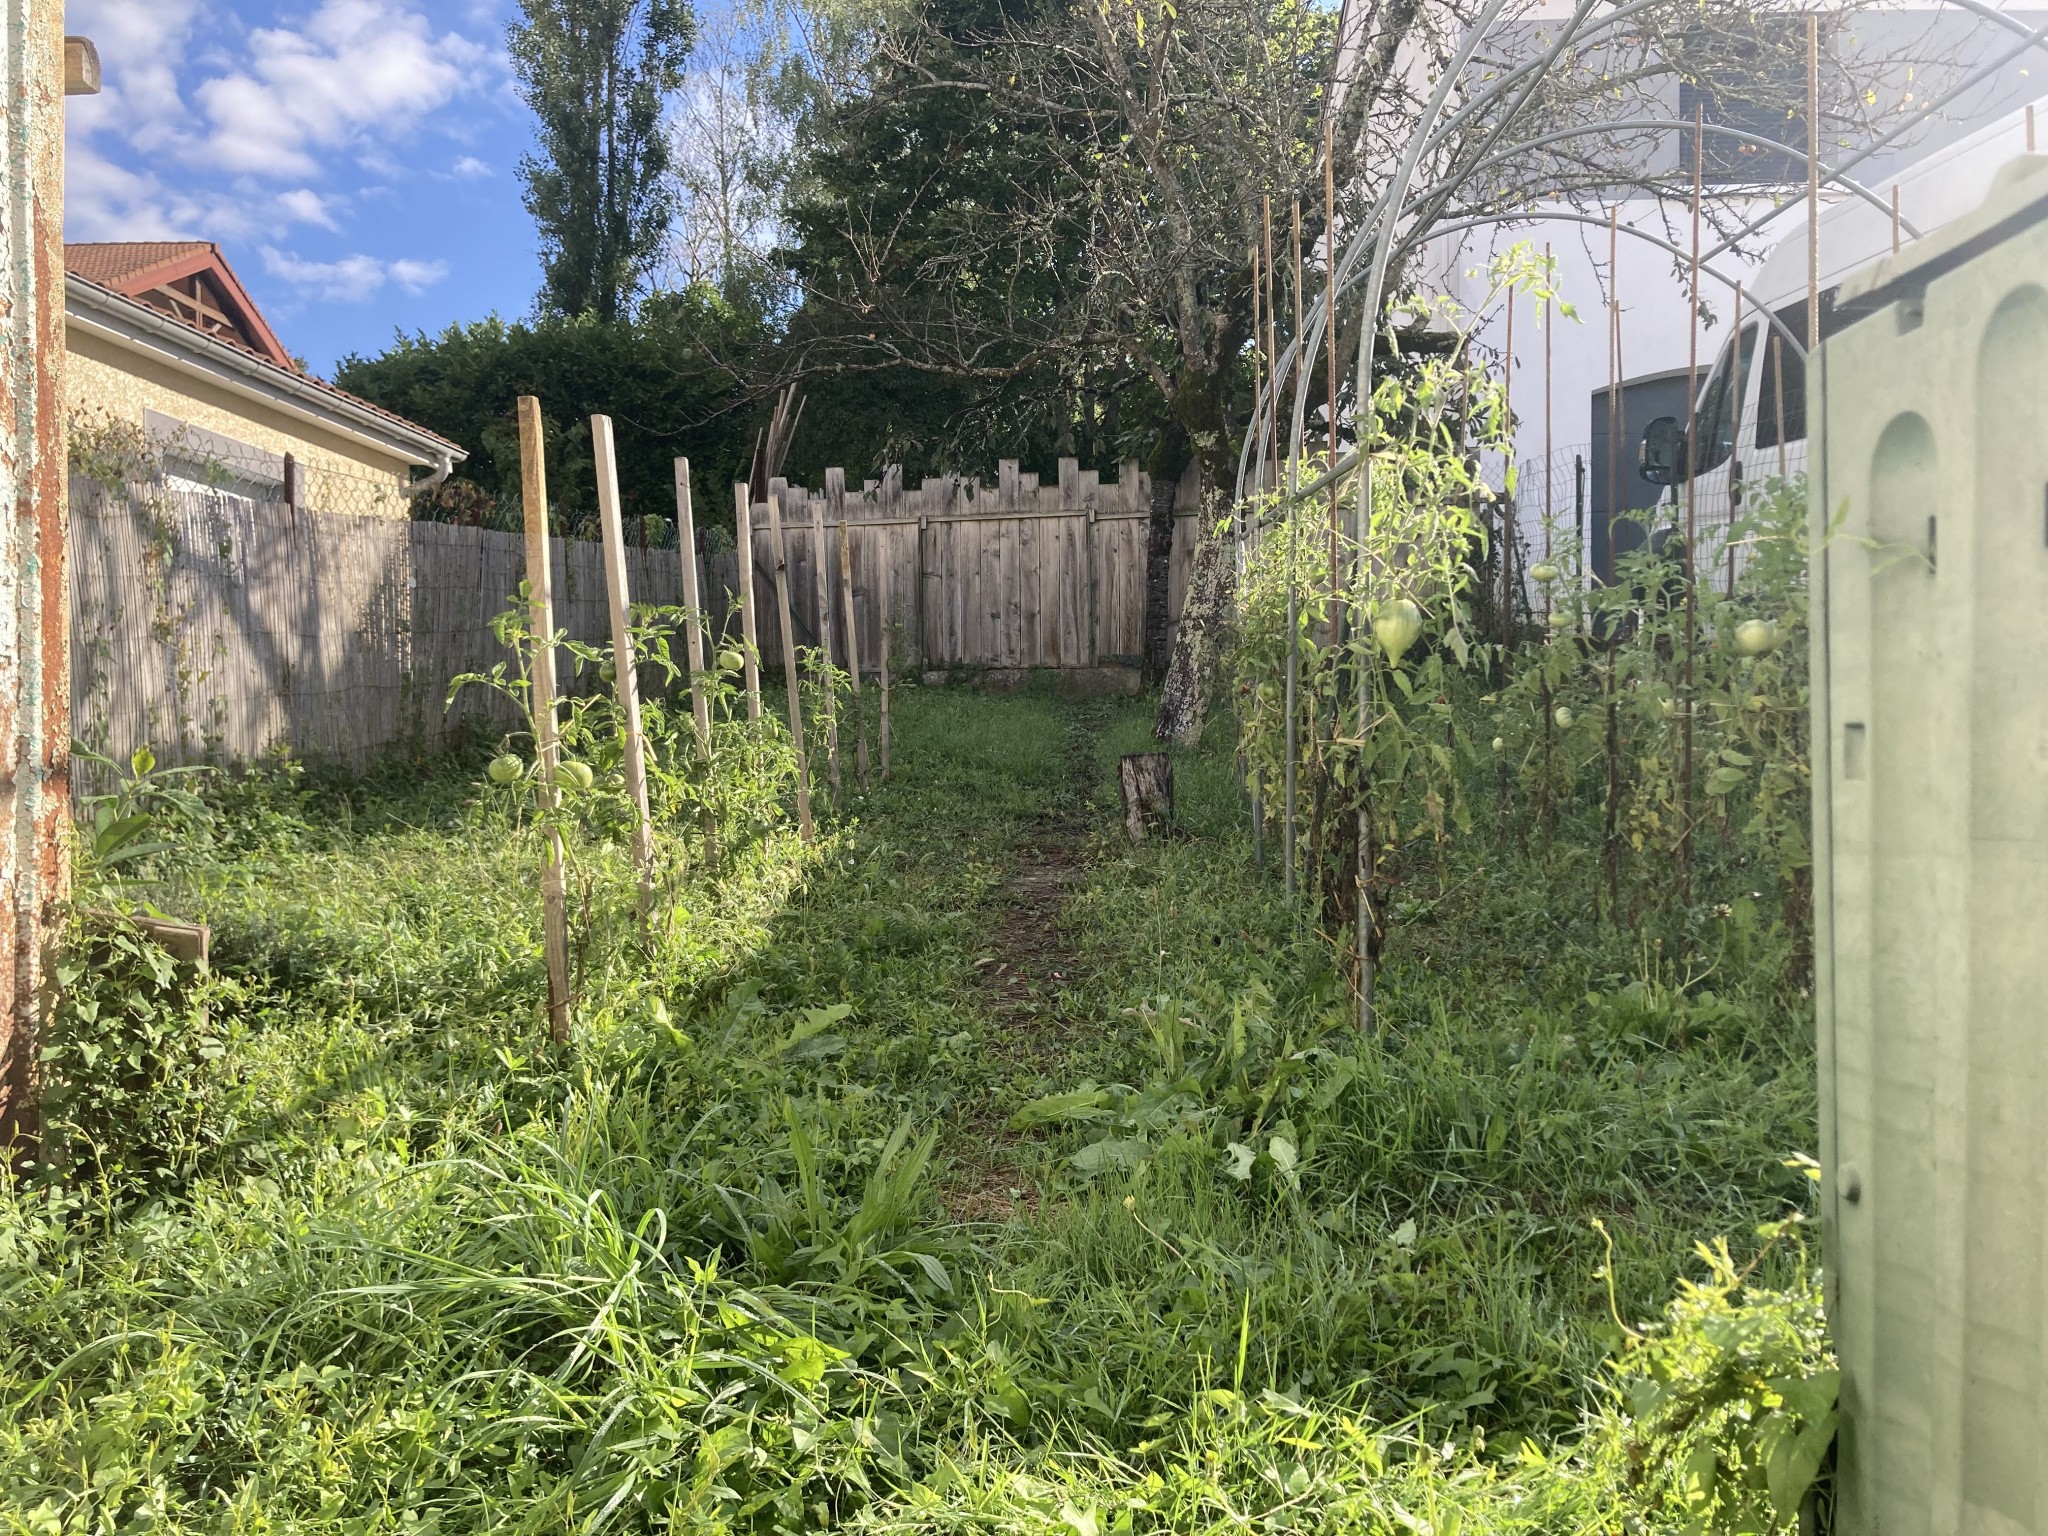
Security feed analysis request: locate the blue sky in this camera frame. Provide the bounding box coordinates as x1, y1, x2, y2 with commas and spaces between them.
66, 0, 541, 375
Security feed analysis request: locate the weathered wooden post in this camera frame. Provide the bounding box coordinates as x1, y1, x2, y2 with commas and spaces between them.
673, 457, 719, 864
591, 416, 658, 916
808, 488, 842, 807
877, 544, 893, 781
518, 396, 572, 1040
765, 482, 814, 843
837, 506, 870, 794
733, 484, 763, 720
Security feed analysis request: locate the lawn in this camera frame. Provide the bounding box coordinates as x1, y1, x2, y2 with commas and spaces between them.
2, 680, 1826, 1533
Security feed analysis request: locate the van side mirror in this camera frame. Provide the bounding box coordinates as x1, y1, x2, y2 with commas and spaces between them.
1639, 416, 1688, 486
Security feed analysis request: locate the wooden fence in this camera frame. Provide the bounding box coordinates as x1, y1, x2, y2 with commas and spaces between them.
733, 460, 1202, 674
67, 459, 1203, 780
68, 476, 685, 776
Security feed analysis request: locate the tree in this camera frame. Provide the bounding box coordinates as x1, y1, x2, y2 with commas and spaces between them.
511, 0, 697, 320
335, 291, 761, 543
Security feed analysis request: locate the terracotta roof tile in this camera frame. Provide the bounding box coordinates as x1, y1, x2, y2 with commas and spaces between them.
64, 242, 216, 289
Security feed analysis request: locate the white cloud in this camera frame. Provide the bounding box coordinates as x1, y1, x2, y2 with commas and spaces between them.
194, 0, 495, 179
451, 155, 492, 179
390, 258, 449, 293
277, 188, 344, 230
262, 246, 449, 302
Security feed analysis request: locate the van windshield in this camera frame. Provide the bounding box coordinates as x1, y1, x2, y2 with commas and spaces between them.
1690, 322, 1758, 475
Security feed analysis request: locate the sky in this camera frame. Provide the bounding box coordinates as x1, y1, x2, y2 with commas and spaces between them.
65, 0, 542, 375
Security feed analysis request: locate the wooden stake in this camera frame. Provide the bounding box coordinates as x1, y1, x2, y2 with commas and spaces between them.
517, 396, 572, 1042
1728, 285, 1744, 597
809, 490, 842, 809
1543, 241, 1553, 588
1263, 194, 1279, 496
1324, 118, 1341, 639
1681, 101, 1703, 887
733, 484, 763, 721
673, 459, 714, 758
765, 483, 814, 843
1807, 16, 1821, 356
674, 456, 718, 865
591, 416, 658, 916
877, 550, 892, 781
1890, 185, 1901, 254
1284, 195, 1304, 904
837, 510, 870, 794
1502, 279, 1516, 647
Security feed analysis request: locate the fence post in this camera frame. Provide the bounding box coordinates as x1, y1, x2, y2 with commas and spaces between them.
517, 396, 572, 1041
674, 457, 719, 866
765, 482, 814, 843
877, 548, 892, 781
591, 416, 658, 916
733, 483, 763, 721
809, 489, 842, 808
836, 496, 870, 794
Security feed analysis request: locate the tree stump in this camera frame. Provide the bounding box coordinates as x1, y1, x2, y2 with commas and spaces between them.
1119, 751, 1174, 844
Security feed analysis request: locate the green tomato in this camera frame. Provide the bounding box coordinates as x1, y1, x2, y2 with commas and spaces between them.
1546, 610, 1573, 629
1491, 735, 1506, 753
599, 658, 618, 684
486, 753, 525, 785
716, 649, 744, 674
1373, 598, 1424, 661
1734, 618, 1779, 656
1529, 562, 1561, 584
1553, 705, 1575, 730
560, 760, 595, 792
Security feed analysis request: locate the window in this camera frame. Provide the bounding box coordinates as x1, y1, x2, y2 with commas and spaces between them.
1755, 292, 1847, 449
1675, 18, 1823, 186
1689, 321, 1758, 474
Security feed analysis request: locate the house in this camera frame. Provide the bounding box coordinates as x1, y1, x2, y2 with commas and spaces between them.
64, 241, 463, 516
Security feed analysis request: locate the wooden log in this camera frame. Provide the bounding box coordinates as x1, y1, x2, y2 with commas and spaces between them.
733, 483, 762, 720
838, 511, 871, 794
1119, 751, 1174, 845
809, 488, 842, 808
518, 396, 572, 1041
592, 416, 659, 914
765, 484, 814, 843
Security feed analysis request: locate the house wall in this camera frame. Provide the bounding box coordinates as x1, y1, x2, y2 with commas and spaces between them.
65, 325, 419, 519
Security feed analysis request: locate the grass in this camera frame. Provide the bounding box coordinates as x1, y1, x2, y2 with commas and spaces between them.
1, 680, 1823, 1533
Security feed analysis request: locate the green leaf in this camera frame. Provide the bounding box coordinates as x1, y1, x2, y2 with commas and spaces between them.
1072, 1137, 1150, 1175
1764, 1409, 1836, 1519
1008, 1088, 1114, 1130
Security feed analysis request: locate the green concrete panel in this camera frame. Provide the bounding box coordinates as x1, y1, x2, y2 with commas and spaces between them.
1814, 154, 2048, 1534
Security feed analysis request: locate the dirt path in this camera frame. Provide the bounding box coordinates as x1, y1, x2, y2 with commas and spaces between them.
940, 707, 1105, 1220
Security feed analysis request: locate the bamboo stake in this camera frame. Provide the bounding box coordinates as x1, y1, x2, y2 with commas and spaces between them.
1248, 230, 1266, 870
1325, 119, 1341, 641
766, 483, 814, 843
1543, 242, 1553, 595
1603, 209, 1623, 919
1354, 133, 1375, 1038
1808, 16, 1821, 356
1283, 195, 1303, 903
591, 417, 658, 915
1728, 286, 1744, 597
734, 484, 763, 721
838, 512, 871, 794
674, 456, 719, 866
1264, 195, 1279, 497
809, 492, 842, 809
517, 396, 572, 1042
1680, 102, 1702, 888
1890, 185, 1900, 255
1502, 281, 1516, 647
877, 550, 892, 781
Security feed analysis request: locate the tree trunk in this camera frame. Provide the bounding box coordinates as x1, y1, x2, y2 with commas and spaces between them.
1119, 751, 1175, 843
1154, 489, 1234, 745
1140, 469, 1179, 685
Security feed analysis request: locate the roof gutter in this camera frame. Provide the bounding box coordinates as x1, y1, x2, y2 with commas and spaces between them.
64, 274, 466, 472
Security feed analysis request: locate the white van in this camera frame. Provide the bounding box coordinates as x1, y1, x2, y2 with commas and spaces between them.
1635, 92, 2048, 538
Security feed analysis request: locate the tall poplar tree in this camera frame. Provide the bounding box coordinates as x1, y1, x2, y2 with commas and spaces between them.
510, 0, 696, 320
